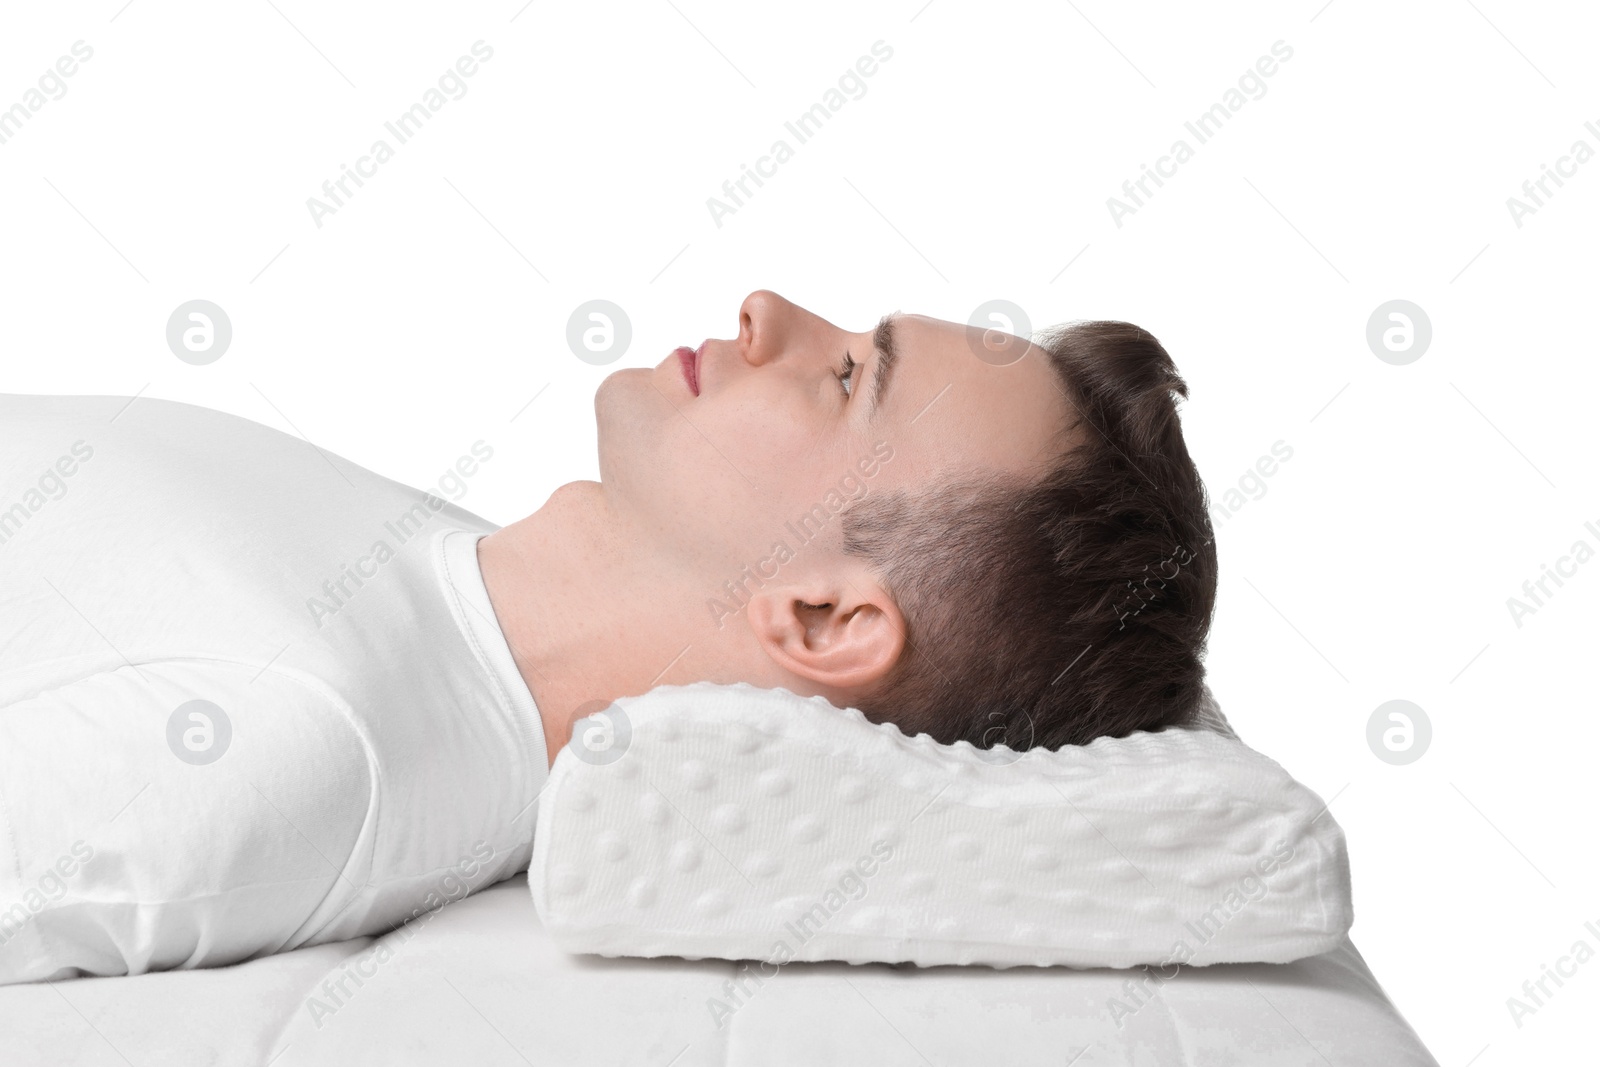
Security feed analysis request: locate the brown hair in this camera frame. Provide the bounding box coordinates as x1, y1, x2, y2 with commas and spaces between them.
842, 320, 1217, 750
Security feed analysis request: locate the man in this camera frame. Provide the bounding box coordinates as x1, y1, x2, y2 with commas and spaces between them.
0, 290, 1215, 983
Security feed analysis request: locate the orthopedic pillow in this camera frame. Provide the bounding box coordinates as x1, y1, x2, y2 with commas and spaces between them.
529, 683, 1352, 969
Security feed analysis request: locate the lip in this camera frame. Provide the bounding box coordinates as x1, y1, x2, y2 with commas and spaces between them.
676, 342, 703, 396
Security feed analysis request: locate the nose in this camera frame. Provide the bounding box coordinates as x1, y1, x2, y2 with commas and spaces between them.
736, 289, 792, 368
735, 290, 842, 371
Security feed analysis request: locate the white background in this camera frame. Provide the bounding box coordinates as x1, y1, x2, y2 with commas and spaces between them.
3, 0, 1596, 1062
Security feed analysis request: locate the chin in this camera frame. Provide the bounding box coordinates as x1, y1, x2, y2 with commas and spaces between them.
593, 367, 651, 437
593, 367, 666, 489
594, 365, 645, 413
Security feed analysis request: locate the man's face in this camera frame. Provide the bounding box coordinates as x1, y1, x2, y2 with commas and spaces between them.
593, 291, 1070, 603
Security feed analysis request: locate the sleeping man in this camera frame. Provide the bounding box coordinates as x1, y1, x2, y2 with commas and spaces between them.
0, 290, 1217, 983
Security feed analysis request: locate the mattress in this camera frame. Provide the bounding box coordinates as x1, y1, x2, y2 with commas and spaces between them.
1, 874, 1436, 1066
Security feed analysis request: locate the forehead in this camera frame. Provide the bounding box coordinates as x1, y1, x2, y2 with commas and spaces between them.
876, 313, 1073, 484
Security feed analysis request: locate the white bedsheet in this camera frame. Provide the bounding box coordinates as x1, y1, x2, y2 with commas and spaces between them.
0, 874, 1436, 1066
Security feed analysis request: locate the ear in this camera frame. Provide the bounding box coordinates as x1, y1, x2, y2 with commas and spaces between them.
745, 573, 905, 692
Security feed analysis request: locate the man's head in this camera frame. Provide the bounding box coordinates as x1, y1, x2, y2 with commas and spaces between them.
590, 290, 1215, 749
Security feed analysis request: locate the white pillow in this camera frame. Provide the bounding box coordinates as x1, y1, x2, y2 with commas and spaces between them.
529, 683, 1352, 969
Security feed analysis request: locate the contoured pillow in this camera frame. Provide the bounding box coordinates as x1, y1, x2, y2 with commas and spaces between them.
529, 683, 1351, 969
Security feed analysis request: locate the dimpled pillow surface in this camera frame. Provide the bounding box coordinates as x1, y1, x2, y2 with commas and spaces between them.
529, 683, 1351, 970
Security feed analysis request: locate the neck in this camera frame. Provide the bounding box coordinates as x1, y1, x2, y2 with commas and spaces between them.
477, 482, 749, 768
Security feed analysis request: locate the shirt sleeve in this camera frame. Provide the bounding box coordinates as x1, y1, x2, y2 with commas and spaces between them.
0, 658, 381, 984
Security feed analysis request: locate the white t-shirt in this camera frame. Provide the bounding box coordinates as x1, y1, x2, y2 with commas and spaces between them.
0, 393, 547, 983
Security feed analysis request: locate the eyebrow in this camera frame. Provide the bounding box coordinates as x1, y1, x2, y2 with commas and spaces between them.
867, 314, 899, 419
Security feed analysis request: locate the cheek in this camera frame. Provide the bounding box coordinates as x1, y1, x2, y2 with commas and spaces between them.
595, 377, 771, 534
713, 399, 814, 475
712, 399, 868, 531
689, 407, 807, 531
598, 373, 856, 566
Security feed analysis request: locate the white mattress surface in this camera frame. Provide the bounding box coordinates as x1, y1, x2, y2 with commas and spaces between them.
0, 874, 1436, 1066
